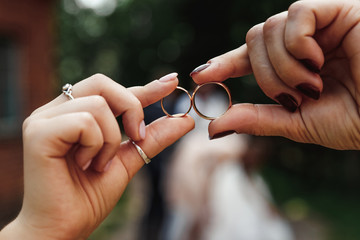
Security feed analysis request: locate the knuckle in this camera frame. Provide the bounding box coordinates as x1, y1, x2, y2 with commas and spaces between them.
125, 93, 142, 111
91, 73, 111, 82
107, 138, 122, 154
107, 127, 122, 148
88, 95, 108, 109
263, 15, 280, 35
286, 2, 310, 51
284, 38, 297, 54
246, 23, 263, 45
88, 73, 113, 87
113, 133, 122, 147
288, 1, 306, 17
22, 118, 43, 141
78, 112, 97, 128
22, 116, 32, 131
132, 97, 142, 110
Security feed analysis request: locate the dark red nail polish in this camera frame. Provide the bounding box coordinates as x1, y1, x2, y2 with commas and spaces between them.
190, 63, 211, 77
209, 130, 236, 140
296, 83, 320, 100
275, 93, 298, 112
300, 59, 321, 74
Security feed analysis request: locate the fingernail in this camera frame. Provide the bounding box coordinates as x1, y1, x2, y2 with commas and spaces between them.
139, 120, 146, 139
209, 130, 236, 140
190, 63, 211, 77
159, 72, 178, 82
172, 113, 187, 117
296, 83, 320, 100
82, 159, 92, 171
300, 59, 321, 74
275, 93, 298, 112
104, 160, 112, 172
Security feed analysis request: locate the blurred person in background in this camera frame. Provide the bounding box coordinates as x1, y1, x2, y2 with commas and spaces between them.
161, 85, 294, 240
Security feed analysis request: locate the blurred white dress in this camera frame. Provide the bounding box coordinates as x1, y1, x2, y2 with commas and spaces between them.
162, 91, 294, 240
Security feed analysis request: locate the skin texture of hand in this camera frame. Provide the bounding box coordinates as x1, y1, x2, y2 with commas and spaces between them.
0, 73, 194, 240
191, 0, 360, 150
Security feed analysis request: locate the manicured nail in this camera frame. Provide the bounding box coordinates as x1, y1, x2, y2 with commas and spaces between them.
82, 159, 92, 171
275, 93, 298, 112
296, 83, 320, 100
139, 120, 146, 139
300, 59, 321, 74
209, 130, 236, 140
172, 113, 187, 118
104, 160, 113, 172
159, 72, 178, 82
190, 63, 211, 77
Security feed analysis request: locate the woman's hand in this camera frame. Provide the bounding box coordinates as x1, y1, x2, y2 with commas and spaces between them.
1, 73, 194, 239
191, 0, 360, 150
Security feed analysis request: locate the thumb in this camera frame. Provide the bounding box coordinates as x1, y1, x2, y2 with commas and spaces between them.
113, 115, 195, 181
209, 103, 307, 143
190, 44, 252, 84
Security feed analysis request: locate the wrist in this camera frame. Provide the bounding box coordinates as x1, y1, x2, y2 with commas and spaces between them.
1, 218, 32, 240
0, 217, 77, 240
1, 209, 91, 240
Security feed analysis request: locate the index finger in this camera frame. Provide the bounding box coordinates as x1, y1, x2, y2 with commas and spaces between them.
190, 44, 252, 84
128, 73, 179, 107
33, 73, 179, 141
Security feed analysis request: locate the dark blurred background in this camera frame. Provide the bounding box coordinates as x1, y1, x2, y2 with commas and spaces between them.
1, 0, 360, 239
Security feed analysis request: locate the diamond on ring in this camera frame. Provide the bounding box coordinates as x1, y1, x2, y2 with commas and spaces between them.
131, 140, 151, 164
62, 83, 74, 100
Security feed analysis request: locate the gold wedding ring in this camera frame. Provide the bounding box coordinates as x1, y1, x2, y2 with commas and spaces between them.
161, 82, 232, 120
161, 86, 192, 118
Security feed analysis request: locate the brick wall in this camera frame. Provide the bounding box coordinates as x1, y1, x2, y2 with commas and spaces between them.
0, 0, 55, 228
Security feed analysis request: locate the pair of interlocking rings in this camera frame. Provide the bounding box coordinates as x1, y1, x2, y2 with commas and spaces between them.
161, 82, 232, 120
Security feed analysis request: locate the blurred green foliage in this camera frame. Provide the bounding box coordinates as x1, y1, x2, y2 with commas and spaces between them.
56, 0, 360, 239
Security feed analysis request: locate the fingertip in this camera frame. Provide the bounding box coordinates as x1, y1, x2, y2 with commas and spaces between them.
190, 63, 211, 77
158, 72, 178, 82
92, 146, 118, 172
190, 61, 223, 84
160, 114, 195, 132
151, 114, 195, 140
75, 150, 93, 171
209, 130, 237, 140
82, 159, 92, 171
190, 45, 252, 84
139, 120, 146, 140
122, 106, 145, 142
296, 83, 321, 100
174, 114, 196, 130
184, 114, 196, 130
91, 129, 121, 172
104, 160, 113, 172
129, 75, 179, 108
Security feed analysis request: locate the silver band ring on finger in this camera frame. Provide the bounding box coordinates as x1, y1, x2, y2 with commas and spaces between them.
131, 140, 151, 164
62, 83, 75, 100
